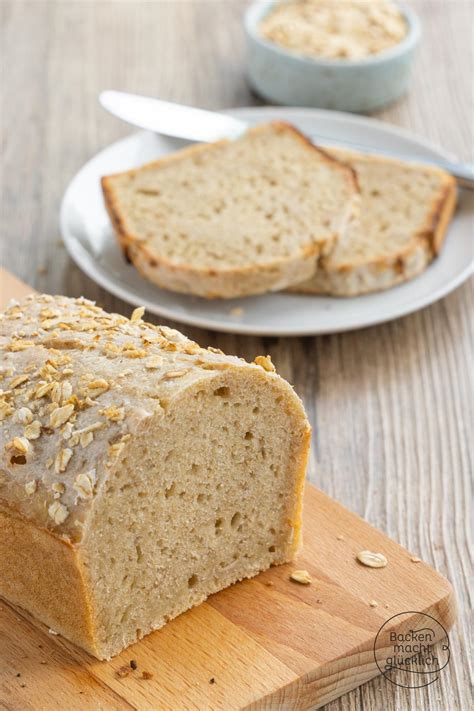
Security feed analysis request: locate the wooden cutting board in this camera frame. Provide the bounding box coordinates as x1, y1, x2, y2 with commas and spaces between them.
0, 269, 456, 710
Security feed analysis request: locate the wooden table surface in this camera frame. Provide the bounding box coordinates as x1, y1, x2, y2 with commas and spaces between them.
1, 2, 472, 710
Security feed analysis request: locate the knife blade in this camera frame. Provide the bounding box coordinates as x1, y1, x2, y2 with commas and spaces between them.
99, 90, 247, 143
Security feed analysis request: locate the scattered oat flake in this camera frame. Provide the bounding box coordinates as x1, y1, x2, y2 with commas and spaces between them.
131, 306, 145, 322
336, 534, 345, 540
289, 569, 312, 585
73, 471, 96, 499
54, 447, 73, 474
356, 551, 388, 568
80, 431, 94, 448
24, 420, 41, 440
369, 600, 379, 607
48, 501, 69, 525
254, 355, 276, 372
264, 581, 274, 587
87, 379, 109, 394
49, 403, 75, 428
164, 370, 187, 379
10, 374, 29, 389
102, 406, 125, 422
48, 628, 58, 635
6, 436, 30, 455
145, 356, 163, 369
229, 307, 244, 317
410, 556, 422, 563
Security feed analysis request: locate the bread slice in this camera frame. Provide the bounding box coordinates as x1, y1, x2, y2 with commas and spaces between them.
0, 294, 311, 660
102, 122, 358, 299
291, 148, 457, 296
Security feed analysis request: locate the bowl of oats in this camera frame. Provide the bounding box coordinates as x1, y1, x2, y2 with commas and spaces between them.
245, 0, 421, 112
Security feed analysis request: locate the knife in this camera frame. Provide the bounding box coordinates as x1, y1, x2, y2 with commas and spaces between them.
100, 90, 474, 189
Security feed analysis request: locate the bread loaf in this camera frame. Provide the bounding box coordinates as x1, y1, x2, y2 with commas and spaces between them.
102, 122, 357, 298
291, 149, 457, 296
0, 295, 310, 659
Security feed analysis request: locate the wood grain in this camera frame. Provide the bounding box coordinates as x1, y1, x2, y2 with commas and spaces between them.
0, 2, 472, 709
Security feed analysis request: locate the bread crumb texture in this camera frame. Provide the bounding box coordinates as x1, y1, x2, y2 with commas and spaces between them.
260, 0, 407, 60
102, 122, 357, 298
0, 294, 311, 659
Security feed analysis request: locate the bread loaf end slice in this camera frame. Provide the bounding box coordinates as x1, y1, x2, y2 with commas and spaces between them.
290, 149, 457, 296
0, 295, 311, 659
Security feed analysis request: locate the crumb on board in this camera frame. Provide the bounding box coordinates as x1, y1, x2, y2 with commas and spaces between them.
48, 628, 58, 635
142, 671, 154, 680
410, 556, 422, 563
336, 534, 344, 540
130, 659, 138, 670
369, 600, 378, 607
209, 677, 216, 684
116, 665, 131, 679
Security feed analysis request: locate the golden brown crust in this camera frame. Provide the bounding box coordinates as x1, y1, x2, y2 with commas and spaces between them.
0, 510, 99, 657
424, 177, 457, 256
289, 421, 311, 554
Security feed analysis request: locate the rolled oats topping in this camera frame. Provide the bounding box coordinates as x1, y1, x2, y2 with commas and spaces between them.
130, 306, 145, 322
49, 403, 75, 429
254, 355, 276, 373
24, 420, 42, 440
73, 470, 96, 500
54, 447, 73, 474
0, 293, 252, 540
48, 500, 69, 525
10, 374, 29, 389
145, 356, 163, 370
15, 406, 34, 425
6, 436, 31, 456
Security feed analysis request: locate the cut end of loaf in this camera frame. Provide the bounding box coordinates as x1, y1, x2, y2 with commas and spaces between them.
83, 367, 310, 659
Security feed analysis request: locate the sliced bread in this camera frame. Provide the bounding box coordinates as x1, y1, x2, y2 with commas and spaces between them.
0, 294, 311, 659
102, 122, 358, 299
291, 149, 457, 296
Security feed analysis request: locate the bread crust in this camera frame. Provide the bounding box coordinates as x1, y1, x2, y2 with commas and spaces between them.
290, 152, 457, 296
0, 509, 99, 657
102, 122, 358, 299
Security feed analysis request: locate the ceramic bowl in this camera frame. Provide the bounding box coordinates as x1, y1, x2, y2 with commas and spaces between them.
245, 1, 421, 113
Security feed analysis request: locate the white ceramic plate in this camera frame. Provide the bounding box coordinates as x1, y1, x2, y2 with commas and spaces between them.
60, 107, 473, 336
